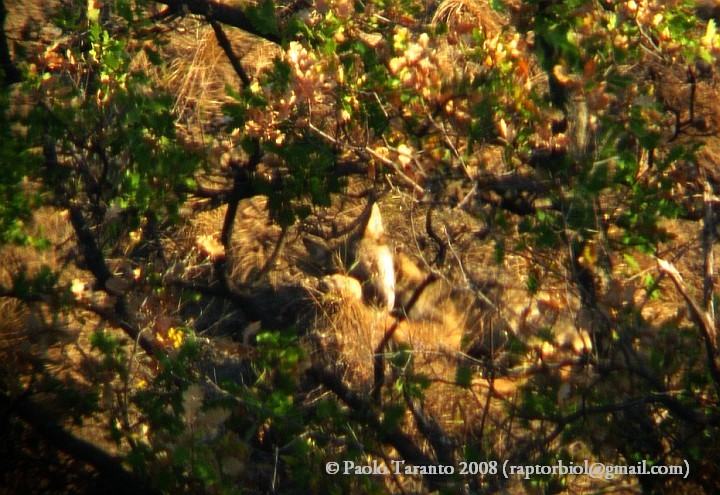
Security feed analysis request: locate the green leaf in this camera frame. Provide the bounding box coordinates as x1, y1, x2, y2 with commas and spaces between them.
455, 365, 473, 388
382, 404, 406, 433
623, 253, 640, 271
246, 0, 279, 37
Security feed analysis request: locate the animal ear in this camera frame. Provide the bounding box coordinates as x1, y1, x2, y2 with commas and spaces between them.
364, 203, 385, 241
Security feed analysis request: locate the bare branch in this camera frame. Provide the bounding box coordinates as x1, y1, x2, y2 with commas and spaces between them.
308, 123, 426, 196
153, 0, 281, 44
308, 365, 457, 491
657, 257, 720, 397
0, 390, 161, 495
371, 273, 438, 403
209, 18, 251, 87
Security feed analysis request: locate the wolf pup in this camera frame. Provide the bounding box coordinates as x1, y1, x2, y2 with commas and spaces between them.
348, 203, 396, 312
306, 202, 396, 312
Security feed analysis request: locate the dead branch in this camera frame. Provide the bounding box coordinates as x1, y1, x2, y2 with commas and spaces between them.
702, 179, 716, 319
153, 0, 281, 44
657, 257, 720, 397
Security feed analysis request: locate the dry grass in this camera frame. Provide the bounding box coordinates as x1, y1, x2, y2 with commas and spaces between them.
432, 0, 506, 38
132, 17, 281, 145
0, 206, 148, 464
177, 196, 307, 287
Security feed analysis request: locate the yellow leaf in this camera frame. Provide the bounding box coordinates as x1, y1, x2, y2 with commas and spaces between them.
703, 20, 717, 48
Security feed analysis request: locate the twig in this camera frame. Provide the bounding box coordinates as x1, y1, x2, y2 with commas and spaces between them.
371, 273, 438, 403
702, 179, 716, 321
657, 257, 720, 398
208, 18, 251, 87
308, 123, 425, 196
255, 226, 289, 281
456, 183, 477, 210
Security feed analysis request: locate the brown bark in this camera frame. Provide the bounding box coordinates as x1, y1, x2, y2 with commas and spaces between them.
0, 0, 22, 86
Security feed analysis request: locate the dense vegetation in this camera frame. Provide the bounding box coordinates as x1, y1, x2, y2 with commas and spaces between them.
2, 0, 720, 493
